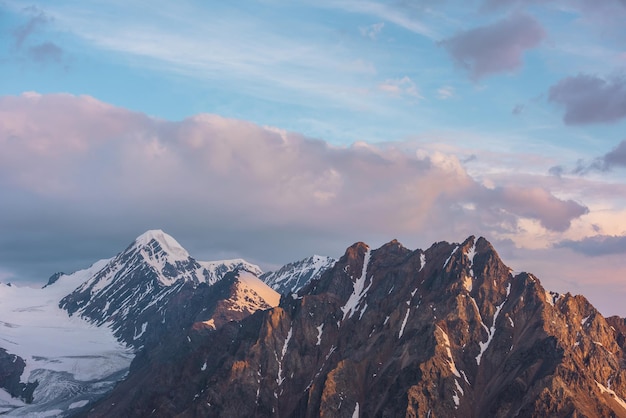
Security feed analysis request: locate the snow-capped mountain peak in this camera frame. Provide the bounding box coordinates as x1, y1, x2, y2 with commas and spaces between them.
133, 229, 190, 262
59, 230, 268, 348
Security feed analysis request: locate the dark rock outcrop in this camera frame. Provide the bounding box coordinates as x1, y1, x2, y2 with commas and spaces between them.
0, 348, 37, 403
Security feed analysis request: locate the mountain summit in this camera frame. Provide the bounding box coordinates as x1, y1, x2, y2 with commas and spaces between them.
59, 230, 264, 347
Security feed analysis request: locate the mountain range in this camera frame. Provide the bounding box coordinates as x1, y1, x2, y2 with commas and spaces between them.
1, 230, 625, 417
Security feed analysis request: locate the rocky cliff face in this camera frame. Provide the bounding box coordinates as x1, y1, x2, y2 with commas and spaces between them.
84, 236, 626, 418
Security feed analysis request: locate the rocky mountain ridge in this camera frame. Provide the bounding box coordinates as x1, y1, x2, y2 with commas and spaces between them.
84, 236, 626, 418
59, 229, 265, 348
260, 255, 336, 295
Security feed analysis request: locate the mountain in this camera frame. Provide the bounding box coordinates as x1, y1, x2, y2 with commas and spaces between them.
0, 230, 275, 417
59, 229, 263, 348
84, 236, 626, 418
261, 255, 336, 295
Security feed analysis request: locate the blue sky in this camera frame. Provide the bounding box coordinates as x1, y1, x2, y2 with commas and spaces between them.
1, 0, 626, 315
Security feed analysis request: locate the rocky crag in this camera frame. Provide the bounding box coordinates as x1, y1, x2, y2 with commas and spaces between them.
84, 236, 626, 417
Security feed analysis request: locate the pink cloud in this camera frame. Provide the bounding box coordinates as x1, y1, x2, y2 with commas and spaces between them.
0, 93, 589, 283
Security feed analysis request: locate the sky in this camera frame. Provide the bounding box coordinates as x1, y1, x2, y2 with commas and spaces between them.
1, 0, 625, 315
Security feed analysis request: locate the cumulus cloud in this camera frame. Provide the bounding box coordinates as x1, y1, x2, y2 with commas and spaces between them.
0, 93, 589, 281
439, 13, 545, 80
556, 235, 626, 256
549, 73, 626, 125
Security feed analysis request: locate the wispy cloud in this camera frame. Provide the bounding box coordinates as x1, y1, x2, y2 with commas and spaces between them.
12, 6, 50, 48
9, 5, 66, 66
317, 0, 437, 39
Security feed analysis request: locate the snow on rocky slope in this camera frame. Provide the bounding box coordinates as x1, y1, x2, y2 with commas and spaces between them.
261, 255, 335, 295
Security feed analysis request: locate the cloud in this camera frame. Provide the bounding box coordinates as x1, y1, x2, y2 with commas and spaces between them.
28, 42, 64, 64
603, 139, 626, 169
473, 186, 588, 232
0, 93, 590, 281
9, 6, 66, 67
439, 13, 545, 80
359, 22, 385, 40
548, 73, 626, 125
12, 6, 50, 48
562, 139, 626, 174
437, 86, 455, 99
324, 0, 436, 38
556, 235, 626, 256
378, 76, 422, 99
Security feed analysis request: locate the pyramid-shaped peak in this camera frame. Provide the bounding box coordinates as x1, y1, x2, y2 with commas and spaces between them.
134, 229, 190, 261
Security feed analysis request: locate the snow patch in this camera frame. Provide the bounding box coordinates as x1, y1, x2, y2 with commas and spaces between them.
69, 400, 90, 409
276, 326, 293, 386
476, 300, 505, 365
460, 370, 470, 385
419, 253, 426, 272
465, 242, 476, 277
436, 326, 461, 378
443, 246, 459, 269
316, 324, 324, 346
352, 402, 360, 418
596, 380, 626, 412
399, 309, 410, 338
133, 322, 148, 340
341, 248, 372, 320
